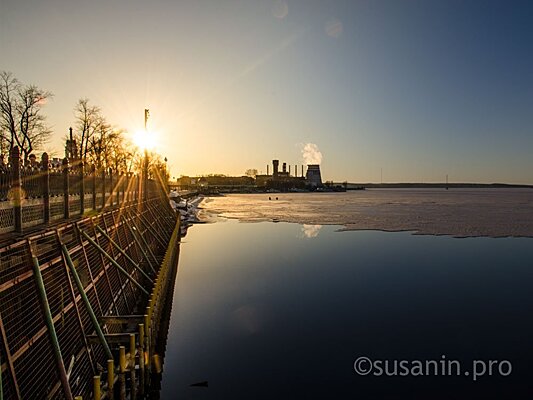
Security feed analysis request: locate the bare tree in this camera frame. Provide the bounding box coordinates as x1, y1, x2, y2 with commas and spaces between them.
147, 152, 169, 182
72, 99, 136, 173
86, 119, 135, 173
73, 98, 102, 161
108, 134, 134, 174
0, 71, 53, 160
245, 168, 258, 178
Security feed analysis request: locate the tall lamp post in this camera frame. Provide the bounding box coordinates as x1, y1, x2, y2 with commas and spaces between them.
143, 109, 149, 201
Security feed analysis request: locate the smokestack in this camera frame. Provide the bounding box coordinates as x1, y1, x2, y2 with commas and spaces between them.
301, 165, 304, 177
282, 162, 287, 173
273, 160, 279, 177
289, 165, 291, 175
295, 165, 297, 177
267, 165, 269, 176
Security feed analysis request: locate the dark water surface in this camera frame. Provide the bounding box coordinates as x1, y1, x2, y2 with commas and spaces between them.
159, 220, 533, 399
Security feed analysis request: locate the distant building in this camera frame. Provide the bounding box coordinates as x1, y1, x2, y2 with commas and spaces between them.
255, 174, 271, 187
255, 159, 306, 190
65, 127, 79, 163
197, 175, 254, 187
306, 164, 322, 187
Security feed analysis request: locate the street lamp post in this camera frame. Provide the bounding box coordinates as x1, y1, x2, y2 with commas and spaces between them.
143, 109, 149, 201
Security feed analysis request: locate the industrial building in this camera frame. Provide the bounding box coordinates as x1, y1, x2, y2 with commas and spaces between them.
255, 159, 322, 190
175, 160, 325, 193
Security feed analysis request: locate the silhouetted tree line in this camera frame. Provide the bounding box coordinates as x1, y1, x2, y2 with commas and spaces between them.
1, 71, 168, 181
0, 71, 52, 162
71, 98, 137, 173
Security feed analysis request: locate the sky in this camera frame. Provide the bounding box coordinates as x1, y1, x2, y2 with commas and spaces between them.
1, 0, 533, 184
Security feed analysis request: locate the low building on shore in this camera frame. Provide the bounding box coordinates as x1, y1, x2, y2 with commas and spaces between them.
176, 160, 325, 192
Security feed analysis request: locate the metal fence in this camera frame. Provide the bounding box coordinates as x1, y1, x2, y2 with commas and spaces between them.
0, 147, 162, 236
0, 196, 179, 399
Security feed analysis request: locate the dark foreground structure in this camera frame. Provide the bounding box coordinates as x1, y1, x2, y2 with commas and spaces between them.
0, 195, 181, 399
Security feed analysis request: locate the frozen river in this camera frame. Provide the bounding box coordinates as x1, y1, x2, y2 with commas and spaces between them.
199, 189, 533, 237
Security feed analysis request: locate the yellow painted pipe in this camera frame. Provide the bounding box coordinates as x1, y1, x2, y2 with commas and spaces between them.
144, 312, 151, 369
139, 324, 144, 349
147, 301, 153, 320
119, 347, 126, 373
107, 359, 114, 400
93, 376, 101, 400
129, 334, 136, 368
138, 323, 145, 395
153, 354, 162, 374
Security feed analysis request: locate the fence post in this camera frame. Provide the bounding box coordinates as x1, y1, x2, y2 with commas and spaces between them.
80, 162, 85, 215
109, 168, 113, 206
42, 153, 51, 224
136, 174, 139, 203
137, 175, 141, 203
133, 175, 137, 202
124, 173, 128, 204
127, 174, 131, 204
130, 174, 133, 203
11, 146, 22, 234
101, 168, 106, 210
130, 174, 134, 204
92, 164, 97, 210
121, 173, 125, 205
143, 156, 148, 202
118, 173, 122, 205
63, 158, 70, 219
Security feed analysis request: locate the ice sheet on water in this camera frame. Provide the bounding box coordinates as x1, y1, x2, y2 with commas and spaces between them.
199, 189, 533, 238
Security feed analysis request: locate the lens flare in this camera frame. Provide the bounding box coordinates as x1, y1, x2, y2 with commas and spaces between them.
133, 130, 157, 150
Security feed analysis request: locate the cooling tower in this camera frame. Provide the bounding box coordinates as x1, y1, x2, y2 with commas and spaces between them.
306, 164, 322, 187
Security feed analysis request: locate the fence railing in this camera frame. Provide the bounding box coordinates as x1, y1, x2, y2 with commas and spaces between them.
0, 146, 161, 235
0, 197, 179, 399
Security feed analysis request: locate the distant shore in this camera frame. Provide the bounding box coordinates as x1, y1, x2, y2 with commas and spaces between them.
346, 182, 533, 189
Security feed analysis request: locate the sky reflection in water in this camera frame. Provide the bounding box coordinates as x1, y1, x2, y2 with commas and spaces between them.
159, 220, 533, 399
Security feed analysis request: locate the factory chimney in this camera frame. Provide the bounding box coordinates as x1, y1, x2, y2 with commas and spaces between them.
282, 162, 287, 173
273, 160, 279, 177
267, 165, 269, 176
289, 165, 291, 175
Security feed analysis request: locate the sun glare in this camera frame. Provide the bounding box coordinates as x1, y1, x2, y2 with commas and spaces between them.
133, 130, 157, 150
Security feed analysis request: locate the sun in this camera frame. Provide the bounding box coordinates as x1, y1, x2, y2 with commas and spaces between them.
133, 129, 157, 150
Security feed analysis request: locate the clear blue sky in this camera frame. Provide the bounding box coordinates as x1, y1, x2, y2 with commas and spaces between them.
1, 0, 532, 183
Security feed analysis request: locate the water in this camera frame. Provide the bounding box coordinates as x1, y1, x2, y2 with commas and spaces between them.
159, 219, 533, 399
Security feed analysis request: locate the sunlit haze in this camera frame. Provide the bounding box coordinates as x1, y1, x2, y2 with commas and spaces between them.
1, 0, 533, 183
133, 129, 158, 151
